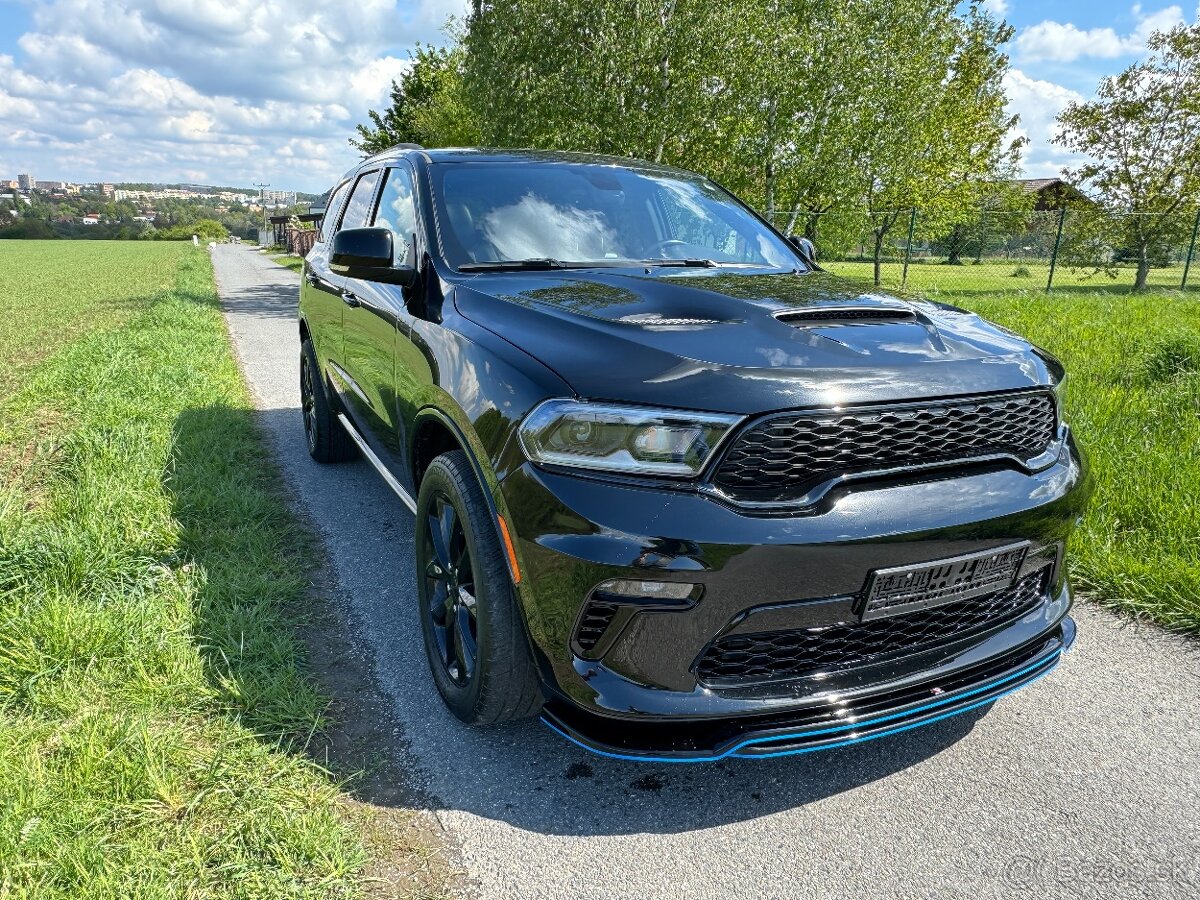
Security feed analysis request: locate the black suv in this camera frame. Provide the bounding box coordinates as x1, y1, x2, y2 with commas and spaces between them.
298, 147, 1090, 761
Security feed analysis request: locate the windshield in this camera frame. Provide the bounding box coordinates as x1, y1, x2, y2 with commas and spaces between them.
429, 161, 803, 271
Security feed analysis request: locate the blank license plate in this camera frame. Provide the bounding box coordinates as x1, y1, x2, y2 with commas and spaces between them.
861, 543, 1029, 621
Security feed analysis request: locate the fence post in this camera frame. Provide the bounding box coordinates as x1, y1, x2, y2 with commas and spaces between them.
901, 207, 917, 288
1046, 205, 1068, 293
1182, 208, 1200, 291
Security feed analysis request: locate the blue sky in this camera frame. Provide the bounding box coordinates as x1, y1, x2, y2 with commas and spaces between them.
0, 0, 1196, 193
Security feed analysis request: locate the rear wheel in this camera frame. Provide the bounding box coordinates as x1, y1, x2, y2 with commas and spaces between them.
300, 337, 356, 463
416, 450, 542, 724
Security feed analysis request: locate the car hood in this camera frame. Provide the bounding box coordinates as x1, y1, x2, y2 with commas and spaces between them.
453, 268, 1053, 415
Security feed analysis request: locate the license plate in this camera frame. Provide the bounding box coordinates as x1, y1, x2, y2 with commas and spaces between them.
860, 543, 1029, 621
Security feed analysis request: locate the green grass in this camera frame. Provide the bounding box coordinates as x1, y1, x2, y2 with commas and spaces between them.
825, 259, 1195, 296
0, 244, 365, 896
269, 254, 305, 275
0, 242, 192, 398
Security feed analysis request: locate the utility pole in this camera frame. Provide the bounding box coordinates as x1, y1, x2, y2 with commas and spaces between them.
254, 182, 270, 240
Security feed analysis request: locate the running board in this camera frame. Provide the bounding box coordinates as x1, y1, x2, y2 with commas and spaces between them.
336, 413, 417, 514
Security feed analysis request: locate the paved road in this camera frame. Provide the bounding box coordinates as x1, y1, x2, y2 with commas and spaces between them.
213, 245, 1199, 900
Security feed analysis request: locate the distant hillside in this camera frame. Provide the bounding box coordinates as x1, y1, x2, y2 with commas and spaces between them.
113, 182, 321, 202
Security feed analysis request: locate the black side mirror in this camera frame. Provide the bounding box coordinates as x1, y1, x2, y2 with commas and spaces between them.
788, 234, 817, 264
331, 227, 415, 286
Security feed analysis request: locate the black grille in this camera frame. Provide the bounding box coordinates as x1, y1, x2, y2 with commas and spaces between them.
714, 391, 1057, 499
696, 571, 1047, 685
574, 599, 620, 654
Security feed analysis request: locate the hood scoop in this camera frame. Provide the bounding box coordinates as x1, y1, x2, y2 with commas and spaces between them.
776, 306, 916, 327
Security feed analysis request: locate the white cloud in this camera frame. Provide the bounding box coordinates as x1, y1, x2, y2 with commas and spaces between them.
981, 0, 1010, 16
1014, 4, 1186, 63
0, 0, 467, 192
1003, 69, 1086, 177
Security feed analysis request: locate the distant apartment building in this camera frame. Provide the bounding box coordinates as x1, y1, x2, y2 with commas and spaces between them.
18, 174, 34, 190
262, 189, 298, 206
35, 180, 79, 194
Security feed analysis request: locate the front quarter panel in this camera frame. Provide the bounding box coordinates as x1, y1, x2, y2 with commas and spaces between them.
399, 286, 575, 650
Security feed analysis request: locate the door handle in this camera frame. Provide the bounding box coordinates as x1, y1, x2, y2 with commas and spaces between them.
341, 289, 361, 307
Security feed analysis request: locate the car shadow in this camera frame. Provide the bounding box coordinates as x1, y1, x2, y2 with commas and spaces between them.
166, 401, 996, 839
212, 276, 302, 322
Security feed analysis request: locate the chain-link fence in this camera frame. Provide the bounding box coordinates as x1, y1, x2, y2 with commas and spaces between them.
770, 206, 1200, 296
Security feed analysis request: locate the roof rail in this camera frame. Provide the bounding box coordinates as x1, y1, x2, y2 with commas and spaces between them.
368, 142, 425, 159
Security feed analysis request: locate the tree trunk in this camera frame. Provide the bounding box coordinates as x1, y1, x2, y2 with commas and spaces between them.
1134, 242, 1150, 291
873, 229, 885, 286
764, 101, 777, 222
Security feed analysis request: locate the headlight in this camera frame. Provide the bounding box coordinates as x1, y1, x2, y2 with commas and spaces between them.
518, 400, 741, 477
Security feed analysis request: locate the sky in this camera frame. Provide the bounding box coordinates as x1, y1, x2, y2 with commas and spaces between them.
0, 1, 1196, 194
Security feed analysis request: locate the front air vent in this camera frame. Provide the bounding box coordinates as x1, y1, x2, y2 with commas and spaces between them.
776, 307, 916, 325
573, 598, 621, 655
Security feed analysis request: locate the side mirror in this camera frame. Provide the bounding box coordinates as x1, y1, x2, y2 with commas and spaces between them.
788, 234, 817, 264
331, 227, 415, 286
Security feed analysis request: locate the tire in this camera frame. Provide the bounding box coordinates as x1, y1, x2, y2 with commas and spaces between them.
300, 337, 356, 463
416, 450, 542, 724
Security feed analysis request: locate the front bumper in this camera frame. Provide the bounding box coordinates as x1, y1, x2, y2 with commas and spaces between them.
499, 435, 1089, 756
541, 617, 1073, 761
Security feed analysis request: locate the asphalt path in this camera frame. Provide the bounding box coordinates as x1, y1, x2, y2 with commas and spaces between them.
213, 244, 1200, 900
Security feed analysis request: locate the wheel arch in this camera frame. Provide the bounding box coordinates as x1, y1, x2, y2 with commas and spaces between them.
410, 406, 525, 591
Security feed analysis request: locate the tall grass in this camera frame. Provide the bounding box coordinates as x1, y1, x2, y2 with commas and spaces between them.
0, 247, 363, 896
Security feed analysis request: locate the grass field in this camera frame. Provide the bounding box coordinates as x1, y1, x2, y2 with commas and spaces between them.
0, 242, 193, 399
825, 259, 1196, 296
0, 243, 368, 896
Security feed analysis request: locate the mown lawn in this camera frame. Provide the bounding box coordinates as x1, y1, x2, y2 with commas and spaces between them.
826, 259, 1195, 296
0, 244, 365, 896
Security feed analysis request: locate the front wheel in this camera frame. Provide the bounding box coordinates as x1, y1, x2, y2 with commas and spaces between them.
416, 451, 542, 724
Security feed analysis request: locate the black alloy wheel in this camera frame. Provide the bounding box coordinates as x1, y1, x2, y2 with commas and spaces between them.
424, 491, 479, 686
416, 450, 543, 724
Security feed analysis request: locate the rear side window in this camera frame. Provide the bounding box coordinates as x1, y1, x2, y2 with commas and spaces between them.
339, 170, 381, 232
372, 166, 419, 265
317, 181, 350, 242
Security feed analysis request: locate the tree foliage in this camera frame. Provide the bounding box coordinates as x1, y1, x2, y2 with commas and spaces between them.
351, 44, 479, 153
353, 0, 1023, 284
1054, 22, 1200, 289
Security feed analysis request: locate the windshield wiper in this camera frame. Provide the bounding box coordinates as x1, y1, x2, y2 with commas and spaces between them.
641, 258, 718, 268
458, 258, 568, 272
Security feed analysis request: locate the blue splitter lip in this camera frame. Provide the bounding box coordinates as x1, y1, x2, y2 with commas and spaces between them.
541, 623, 1072, 763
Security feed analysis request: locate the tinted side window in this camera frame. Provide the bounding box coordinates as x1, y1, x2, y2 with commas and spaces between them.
372, 166, 418, 264
339, 170, 381, 231
317, 181, 350, 242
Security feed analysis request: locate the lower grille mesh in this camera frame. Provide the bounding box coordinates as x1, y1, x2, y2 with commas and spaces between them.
696, 570, 1047, 685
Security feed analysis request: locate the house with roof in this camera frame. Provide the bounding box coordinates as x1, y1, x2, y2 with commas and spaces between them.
1012, 178, 1089, 210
